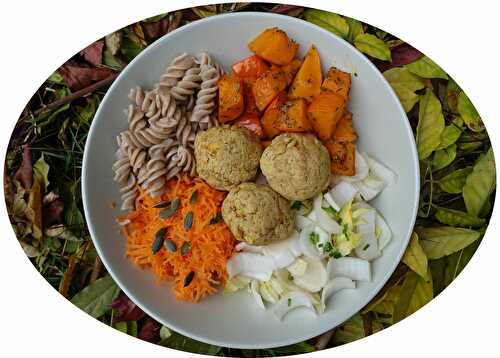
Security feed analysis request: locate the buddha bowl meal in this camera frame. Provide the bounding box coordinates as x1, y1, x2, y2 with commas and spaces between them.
111, 27, 397, 321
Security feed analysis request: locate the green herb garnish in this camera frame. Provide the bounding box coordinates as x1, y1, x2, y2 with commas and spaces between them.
332, 251, 342, 259
181, 241, 190, 256
189, 190, 199, 204
287, 298, 292, 307
184, 271, 195, 287
363, 244, 370, 251
290, 201, 302, 210
152, 228, 166, 254
309, 232, 320, 245
184, 211, 194, 230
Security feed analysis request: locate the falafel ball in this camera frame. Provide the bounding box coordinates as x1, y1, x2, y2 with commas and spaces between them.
194, 126, 263, 191
260, 133, 330, 201
222, 183, 294, 245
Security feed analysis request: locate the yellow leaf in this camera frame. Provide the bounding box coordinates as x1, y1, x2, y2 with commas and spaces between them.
393, 269, 433, 323
402, 232, 428, 278
132, 23, 147, 46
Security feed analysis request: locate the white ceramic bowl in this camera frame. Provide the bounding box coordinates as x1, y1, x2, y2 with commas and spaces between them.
82, 12, 419, 349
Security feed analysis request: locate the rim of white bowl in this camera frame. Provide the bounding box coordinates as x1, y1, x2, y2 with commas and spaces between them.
82, 11, 420, 349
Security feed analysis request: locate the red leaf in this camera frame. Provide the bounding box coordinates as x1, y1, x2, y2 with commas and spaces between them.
142, 18, 170, 39
57, 63, 115, 90
270, 5, 303, 14
138, 317, 161, 342
375, 43, 423, 72
43, 199, 64, 227
80, 41, 104, 67
14, 145, 33, 189
109, 292, 145, 322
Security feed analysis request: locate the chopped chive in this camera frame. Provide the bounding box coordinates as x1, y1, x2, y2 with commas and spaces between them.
164, 239, 177, 252
159, 197, 180, 219
209, 212, 223, 225
189, 190, 199, 204
152, 228, 166, 254
181, 241, 190, 256
183, 271, 195, 287
152, 199, 171, 208
309, 232, 319, 245
287, 298, 292, 307
290, 201, 301, 210
184, 211, 194, 231
333, 251, 342, 259
363, 244, 370, 251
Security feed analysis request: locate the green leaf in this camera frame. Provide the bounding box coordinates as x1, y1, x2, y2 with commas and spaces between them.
48, 71, 65, 84
434, 207, 486, 227
354, 33, 392, 61
458, 141, 483, 152
415, 226, 481, 259
33, 154, 50, 192
62, 181, 84, 227
271, 342, 316, 354
437, 167, 473, 193
120, 29, 145, 61
432, 144, 456, 170
463, 148, 495, 216
345, 17, 364, 43
402, 233, 428, 278
159, 331, 221, 355
416, 88, 445, 160
103, 48, 127, 71
127, 321, 138, 337
406, 56, 448, 79
304, 9, 349, 38
334, 314, 384, 344
76, 95, 99, 123
457, 91, 484, 132
113, 321, 128, 333
437, 117, 463, 150
429, 259, 446, 295
383, 67, 425, 112
393, 269, 433, 323
160, 325, 171, 340
70, 275, 120, 318
443, 240, 480, 286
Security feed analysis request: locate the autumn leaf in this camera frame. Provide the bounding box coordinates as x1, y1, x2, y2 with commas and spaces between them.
80, 40, 104, 67
402, 233, 428, 278
58, 63, 115, 90
14, 145, 33, 189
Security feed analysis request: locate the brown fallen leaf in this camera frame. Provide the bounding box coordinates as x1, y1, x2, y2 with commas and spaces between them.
14, 145, 33, 189
142, 17, 170, 39
25, 178, 43, 239
80, 40, 104, 67
43, 198, 64, 227
57, 63, 115, 90
270, 4, 304, 17
105, 32, 122, 56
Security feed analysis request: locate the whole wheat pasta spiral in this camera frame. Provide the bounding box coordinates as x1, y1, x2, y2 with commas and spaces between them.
175, 145, 196, 176
113, 51, 224, 209
158, 53, 195, 92
176, 111, 196, 148
170, 66, 202, 102
190, 64, 220, 127
142, 139, 177, 197
112, 147, 138, 210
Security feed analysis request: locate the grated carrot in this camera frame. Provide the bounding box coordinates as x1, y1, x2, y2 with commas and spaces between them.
120, 175, 236, 302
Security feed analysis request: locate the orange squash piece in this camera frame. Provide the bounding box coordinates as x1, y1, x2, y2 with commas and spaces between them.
332, 111, 358, 142
233, 113, 264, 138
242, 79, 260, 116
252, 67, 289, 111
307, 92, 345, 141
273, 59, 302, 86
218, 74, 245, 123
232, 55, 270, 79
289, 45, 322, 102
322, 67, 351, 102
325, 141, 356, 176
273, 98, 312, 132
261, 91, 287, 139
248, 28, 299, 65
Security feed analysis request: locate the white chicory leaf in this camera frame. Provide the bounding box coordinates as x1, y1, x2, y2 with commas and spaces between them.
327, 257, 371, 281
